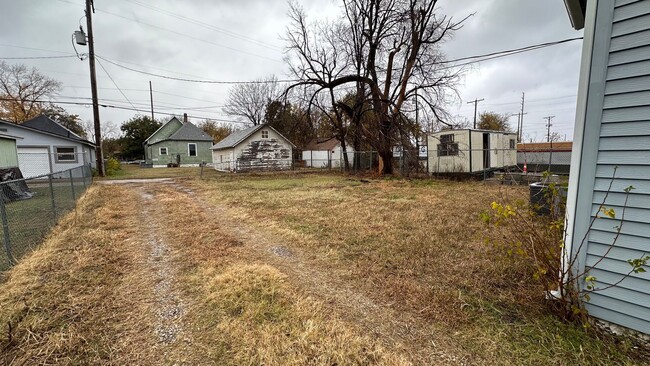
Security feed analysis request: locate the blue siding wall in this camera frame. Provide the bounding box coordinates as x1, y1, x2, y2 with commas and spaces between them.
580, 0, 650, 334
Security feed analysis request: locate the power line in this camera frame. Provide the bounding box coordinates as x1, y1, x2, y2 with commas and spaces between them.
96, 58, 139, 111
0, 43, 75, 55
94, 8, 282, 63
439, 37, 583, 65
119, 0, 283, 52
0, 97, 249, 124
95, 55, 298, 84
0, 55, 78, 60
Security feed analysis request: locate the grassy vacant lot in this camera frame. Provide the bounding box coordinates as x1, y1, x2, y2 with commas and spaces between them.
99, 163, 204, 180
0, 171, 646, 365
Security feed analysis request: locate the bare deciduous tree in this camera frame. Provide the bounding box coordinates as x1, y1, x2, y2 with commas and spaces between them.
285, 0, 469, 174
0, 61, 61, 123
223, 75, 278, 125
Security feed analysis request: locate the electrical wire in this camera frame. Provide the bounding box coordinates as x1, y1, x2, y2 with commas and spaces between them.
95, 55, 298, 84
0, 55, 78, 60
438, 37, 583, 64
0, 97, 249, 124
96, 58, 139, 111
94, 8, 283, 63
120, 0, 283, 52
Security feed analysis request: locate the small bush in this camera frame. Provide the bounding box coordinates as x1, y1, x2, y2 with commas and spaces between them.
105, 157, 122, 176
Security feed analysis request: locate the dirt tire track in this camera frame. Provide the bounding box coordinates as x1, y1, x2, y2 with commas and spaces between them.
132, 183, 195, 364
170, 180, 468, 366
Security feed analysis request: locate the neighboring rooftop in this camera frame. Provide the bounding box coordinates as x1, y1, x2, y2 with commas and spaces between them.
211, 124, 263, 150
166, 121, 213, 141
22, 115, 85, 141
517, 141, 573, 152
304, 137, 341, 151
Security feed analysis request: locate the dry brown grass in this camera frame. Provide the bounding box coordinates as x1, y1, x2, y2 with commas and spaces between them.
150, 183, 411, 365
0, 186, 160, 365
188, 173, 646, 365
0, 171, 644, 365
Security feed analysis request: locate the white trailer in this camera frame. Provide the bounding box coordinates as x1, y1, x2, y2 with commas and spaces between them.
427, 129, 517, 174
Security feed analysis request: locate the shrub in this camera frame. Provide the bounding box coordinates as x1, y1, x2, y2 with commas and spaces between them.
105, 157, 122, 176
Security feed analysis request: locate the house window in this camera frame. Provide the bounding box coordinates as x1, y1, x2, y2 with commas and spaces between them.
220, 155, 223, 163
261, 130, 269, 139
160, 147, 168, 155
437, 134, 458, 156
188, 143, 197, 157
55, 146, 77, 163
509, 139, 516, 149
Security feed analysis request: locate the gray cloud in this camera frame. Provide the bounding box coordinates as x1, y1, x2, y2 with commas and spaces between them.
1, 0, 582, 141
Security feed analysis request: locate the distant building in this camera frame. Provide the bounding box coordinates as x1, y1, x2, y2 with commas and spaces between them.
517, 141, 573, 174
143, 116, 213, 167
0, 116, 96, 178
211, 124, 294, 172
302, 137, 354, 168
427, 129, 517, 174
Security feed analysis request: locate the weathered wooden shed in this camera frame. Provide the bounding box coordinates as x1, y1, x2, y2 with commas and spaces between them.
211, 124, 295, 172
563, 0, 650, 335
427, 129, 517, 174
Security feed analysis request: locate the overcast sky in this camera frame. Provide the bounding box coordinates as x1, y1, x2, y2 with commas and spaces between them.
0, 0, 583, 142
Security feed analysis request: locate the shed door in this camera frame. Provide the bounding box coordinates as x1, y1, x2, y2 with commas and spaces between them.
17, 147, 50, 178
482, 133, 490, 169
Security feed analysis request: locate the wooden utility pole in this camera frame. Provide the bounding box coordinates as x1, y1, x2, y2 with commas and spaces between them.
467, 98, 484, 129
149, 81, 155, 121
544, 115, 555, 142
85, 0, 104, 176
518, 92, 526, 142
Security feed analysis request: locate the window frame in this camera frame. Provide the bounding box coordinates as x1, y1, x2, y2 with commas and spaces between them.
261, 130, 269, 139
509, 139, 516, 149
188, 143, 197, 157
159, 147, 168, 155
437, 134, 459, 157
54, 146, 78, 163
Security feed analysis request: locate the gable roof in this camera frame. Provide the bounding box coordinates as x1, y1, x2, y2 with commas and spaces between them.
0, 117, 95, 147
23, 115, 86, 141
564, 0, 587, 30
212, 124, 295, 150
166, 121, 213, 141
144, 116, 183, 144
304, 137, 341, 151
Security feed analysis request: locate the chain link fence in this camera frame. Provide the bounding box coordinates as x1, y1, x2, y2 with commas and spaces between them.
0, 165, 93, 271
206, 146, 569, 178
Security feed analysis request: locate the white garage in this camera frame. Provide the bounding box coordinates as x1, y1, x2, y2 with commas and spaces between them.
17, 147, 51, 178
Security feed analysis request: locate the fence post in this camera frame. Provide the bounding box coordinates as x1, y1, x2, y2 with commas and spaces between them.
48, 173, 57, 220
69, 169, 76, 201
80, 166, 87, 189
0, 187, 15, 265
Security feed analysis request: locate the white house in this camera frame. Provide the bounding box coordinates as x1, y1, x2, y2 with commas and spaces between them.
562, 0, 650, 335
211, 124, 295, 172
0, 116, 96, 178
427, 129, 517, 174
302, 137, 354, 168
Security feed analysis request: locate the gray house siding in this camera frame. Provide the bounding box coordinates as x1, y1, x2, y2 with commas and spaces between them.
567, 0, 650, 335
0, 121, 95, 177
